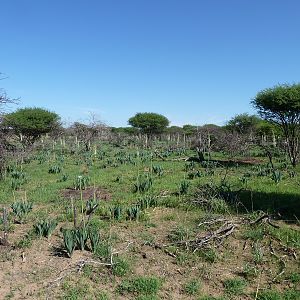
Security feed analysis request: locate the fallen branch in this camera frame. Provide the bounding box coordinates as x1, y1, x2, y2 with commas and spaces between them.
175, 221, 236, 252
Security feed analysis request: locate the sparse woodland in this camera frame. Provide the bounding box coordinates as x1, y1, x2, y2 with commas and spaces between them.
0, 85, 299, 300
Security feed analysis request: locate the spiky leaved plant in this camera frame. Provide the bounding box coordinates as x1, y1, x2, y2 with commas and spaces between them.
74, 175, 90, 190
48, 165, 61, 174
132, 174, 153, 193
86, 198, 99, 215
34, 219, 57, 238
126, 205, 141, 221
271, 170, 282, 184
62, 229, 76, 257
179, 180, 189, 195
110, 205, 123, 220
152, 165, 164, 177
88, 227, 101, 253
138, 195, 158, 210
11, 201, 33, 223
75, 227, 88, 251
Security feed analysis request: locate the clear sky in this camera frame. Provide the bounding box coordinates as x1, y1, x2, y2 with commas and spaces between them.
1, 0, 300, 127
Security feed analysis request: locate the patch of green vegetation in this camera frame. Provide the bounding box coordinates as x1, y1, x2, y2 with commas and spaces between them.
223, 278, 246, 295
256, 289, 300, 300
268, 226, 300, 248
16, 229, 37, 249
117, 276, 162, 296
197, 248, 219, 263
286, 272, 300, 284
61, 281, 90, 300
183, 279, 201, 295
112, 257, 131, 277
197, 296, 227, 300
168, 225, 193, 243
243, 225, 265, 241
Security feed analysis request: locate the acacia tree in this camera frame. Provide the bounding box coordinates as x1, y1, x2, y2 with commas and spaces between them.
226, 113, 261, 135
4, 107, 60, 146
252, 83, 300, 167
128, 112, 169, 136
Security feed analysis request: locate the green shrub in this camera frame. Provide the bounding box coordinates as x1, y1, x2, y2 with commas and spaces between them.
110, 205, 123, 221
75, 227, 88, 251
138, 195, 158, 210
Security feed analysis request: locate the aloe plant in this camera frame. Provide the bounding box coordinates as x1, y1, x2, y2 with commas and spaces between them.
126, 205, 141, 221
86, 199, 99, 215
34, 219, 57, 238
138, 195, 158, 210
10, 170, 27, 190
10, 170, 26, 179
74, 175, 90, 190
88, 227, 100, 253
152, 165, 164, 177
179, 180, 189, 195
48, 165, 61, 174
132, 174, 153, 193
11, 201, 33, 223
271, 170, 282, 184
75, 227, 89, 251
184, 161, 196, 171
62, 229, 76, 257
110, 205, 123, 220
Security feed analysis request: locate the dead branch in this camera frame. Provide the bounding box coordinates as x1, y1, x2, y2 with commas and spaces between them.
174, 221, 237, 252
250, 213, 280, 229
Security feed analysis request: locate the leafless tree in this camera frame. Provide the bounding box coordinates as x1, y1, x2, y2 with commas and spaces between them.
0, 73, 19, 176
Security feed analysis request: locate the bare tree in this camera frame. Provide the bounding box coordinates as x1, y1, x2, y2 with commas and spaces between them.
69, 113, 109, 151
0, 73, 18, 176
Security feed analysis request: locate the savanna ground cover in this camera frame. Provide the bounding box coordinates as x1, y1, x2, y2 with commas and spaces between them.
0, 138, 299, 300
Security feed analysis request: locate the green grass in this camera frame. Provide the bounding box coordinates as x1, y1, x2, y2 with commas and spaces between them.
183, 279, 201, 295
256, 289, 300, 300
112, 257, 131, 277
223, 278, 246, 295
1, 141, 300, 299
117, 276, 162, 296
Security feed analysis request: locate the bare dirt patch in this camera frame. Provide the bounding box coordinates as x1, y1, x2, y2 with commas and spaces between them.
61, 186, 111, 201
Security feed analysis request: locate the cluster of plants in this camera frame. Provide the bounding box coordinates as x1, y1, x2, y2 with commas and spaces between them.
74, 175, 91, 190
48, 165, 61, 174
9, 169, 28, 190
62, 225, 101, 257
110, 194, 159, 221
11, 200, 33, 223
132, 174, 153, 193
34, 219, 57, 238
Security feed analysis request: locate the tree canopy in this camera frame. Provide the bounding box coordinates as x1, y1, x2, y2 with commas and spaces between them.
252, 83, 300, 166
226, 113, 261, 134
4, 107, 60, 144
182, 124, 197, 135
128, 112, 169, 135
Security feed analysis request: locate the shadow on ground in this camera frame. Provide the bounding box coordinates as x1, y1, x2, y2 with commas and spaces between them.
235, 190, 300, 220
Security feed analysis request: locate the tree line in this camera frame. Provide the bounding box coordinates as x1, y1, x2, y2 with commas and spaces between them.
1, 81, 300, 171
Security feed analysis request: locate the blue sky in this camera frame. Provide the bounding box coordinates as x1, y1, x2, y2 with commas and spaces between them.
1, 0, 300, 127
